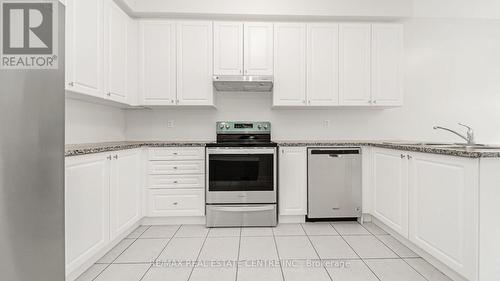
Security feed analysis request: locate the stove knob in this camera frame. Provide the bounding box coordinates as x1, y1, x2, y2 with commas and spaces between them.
225, 124, 230, 129
219, 124, 225, 129
257, 124, 262, 129
264, 125, 268, 129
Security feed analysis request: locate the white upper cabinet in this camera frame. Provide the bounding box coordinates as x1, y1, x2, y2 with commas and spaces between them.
110, 150, 142, 240
371, 24, 404, 106
176, 21, 214, 105
213, 22, 244, 75
65, 0, 104, 98
279, 147, 307, 216
273, 23, 307, 106
339, 24, 372, 106
139, 21, 176, 105
244, 22, 274, 75
306, 23, 340, 106
104, 0, 129, 104
372, 148, 409, 238
408, 153, 478, 280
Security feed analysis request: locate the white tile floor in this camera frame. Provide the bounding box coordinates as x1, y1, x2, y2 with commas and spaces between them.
76, 222, 453, 281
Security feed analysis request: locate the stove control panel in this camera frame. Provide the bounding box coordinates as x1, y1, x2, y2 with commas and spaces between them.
216, 121, 271, 134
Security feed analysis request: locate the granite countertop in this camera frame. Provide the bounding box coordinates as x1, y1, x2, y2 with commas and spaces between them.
65, 140, 500, 158
275, 140, 500, 158
65, 141, 211, 157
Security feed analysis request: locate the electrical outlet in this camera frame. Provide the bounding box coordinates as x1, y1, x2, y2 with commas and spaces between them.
323, 120, 330, 128
167, 120, 174, 128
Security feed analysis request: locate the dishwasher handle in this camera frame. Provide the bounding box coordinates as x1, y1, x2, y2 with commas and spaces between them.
310, 149, 360, 155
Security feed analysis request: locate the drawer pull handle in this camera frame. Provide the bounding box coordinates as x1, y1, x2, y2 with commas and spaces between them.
172, 202, 178, 206
173, 167, 178, 170
173, 181, 178, 184
173, 153, 179, 155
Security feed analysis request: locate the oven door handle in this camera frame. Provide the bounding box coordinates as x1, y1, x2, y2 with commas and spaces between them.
211, 206, 275, 212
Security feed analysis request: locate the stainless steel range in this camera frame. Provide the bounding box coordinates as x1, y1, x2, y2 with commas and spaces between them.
206, 121, 278, 227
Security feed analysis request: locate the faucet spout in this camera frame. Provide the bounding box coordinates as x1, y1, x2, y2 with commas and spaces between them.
433, 124, 475, 145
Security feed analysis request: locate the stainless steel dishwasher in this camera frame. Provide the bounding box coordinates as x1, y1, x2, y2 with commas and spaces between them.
307, 147, 362, 220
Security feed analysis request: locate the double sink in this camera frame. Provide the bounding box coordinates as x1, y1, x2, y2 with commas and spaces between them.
382, 141, 500, 152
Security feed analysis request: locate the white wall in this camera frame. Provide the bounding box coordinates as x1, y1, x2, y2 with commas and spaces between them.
126, 17, 500, 144
65, 99, 126, 144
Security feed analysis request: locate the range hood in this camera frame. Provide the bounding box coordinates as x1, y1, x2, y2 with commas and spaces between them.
213, 75, 273, 92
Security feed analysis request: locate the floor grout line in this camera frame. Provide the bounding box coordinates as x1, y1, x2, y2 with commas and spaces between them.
186, 224, 211, 281
234, 227, 242, 281
333, 223, 383, 281
271, 225, 287, 281
299, 223, 335, 281
91, 225, 152, 281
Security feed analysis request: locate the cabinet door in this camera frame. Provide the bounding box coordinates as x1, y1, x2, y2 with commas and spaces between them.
307, 24, 340, 106
372, 24, 403, 106
339, 24, 371, 106
372, 148, 409, 237
110, 150, 142, 240
65, 154, 110, 274
273, 23, 307, 106
408, 153, 478, 280
244, 22, 274, 75
279, 147, 307, 216
104, 0, 129, 103
213, 22, 243, 75
177, 21, 214, 105
139, 21, 176, 105
65, 0, 104, 98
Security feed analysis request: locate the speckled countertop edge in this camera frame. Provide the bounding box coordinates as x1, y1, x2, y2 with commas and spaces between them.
65, 140, 500, 158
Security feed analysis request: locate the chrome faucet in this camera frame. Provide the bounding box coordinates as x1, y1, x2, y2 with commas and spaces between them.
433, 123, 475, 145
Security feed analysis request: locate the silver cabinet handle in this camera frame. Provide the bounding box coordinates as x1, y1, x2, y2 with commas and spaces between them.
173, 166, 178, 170
373, 100, 377, 104
400, 154, 405, 159
407, 155, 413, 159
107, 156, 112, 160
107, 92, 111, 96
172, 152, 178, 155
113, 155, 118, 159
68, 82, 74, 87
172, 202, 178, 206
173, 181, 178, 184
212, 206, 274, 212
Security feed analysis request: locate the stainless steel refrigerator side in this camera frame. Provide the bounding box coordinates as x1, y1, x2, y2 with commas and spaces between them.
0, 3, 65, 281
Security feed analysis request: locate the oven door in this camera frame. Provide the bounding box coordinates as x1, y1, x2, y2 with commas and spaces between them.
206, 147, 277, 204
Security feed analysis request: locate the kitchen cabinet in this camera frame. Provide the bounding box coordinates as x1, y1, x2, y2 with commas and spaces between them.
213, 21, 273, 76
65, 153, 110, 276
109, 150, 142, 240
103, 0, 130, 104
273, 23, 307, 106
408, 153, 478, 281
372, 148, 409, 237
213, 22, 244, 75
339, 23, 372, 106
279, 147, 307, 216
306, 23, 340, 106
139, 20, 177, 105
244, 22, 274, 75
176, 21, 214, 105
371, 24, 404, 106
65, 0, 104, 98
146, 148, 205, 217
65, 149, 142, 279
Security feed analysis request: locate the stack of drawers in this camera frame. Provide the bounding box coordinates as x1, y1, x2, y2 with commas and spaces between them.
146, 147, 205, 217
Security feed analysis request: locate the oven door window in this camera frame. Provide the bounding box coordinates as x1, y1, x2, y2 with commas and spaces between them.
209, 154, 274, 192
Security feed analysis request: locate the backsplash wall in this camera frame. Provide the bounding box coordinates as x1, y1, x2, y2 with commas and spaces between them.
125, 18, 500, 144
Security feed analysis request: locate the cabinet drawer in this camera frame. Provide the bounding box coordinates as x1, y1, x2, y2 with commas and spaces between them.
147, 189, 205, 217
149, 147, 205, 161
147, 174, 205, 189
148, 160, 204, 175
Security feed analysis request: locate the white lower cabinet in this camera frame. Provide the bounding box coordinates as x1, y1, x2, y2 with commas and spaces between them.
370, 148, 479, 281
146, 148, 205, 217
147, 189, 205, 217
109, 150, 142, 240
65, 153, 110, 276
408, 153, 478, 281
65, 149, 142, 279
278, 147, 307, 216
372, 148, 409, 238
